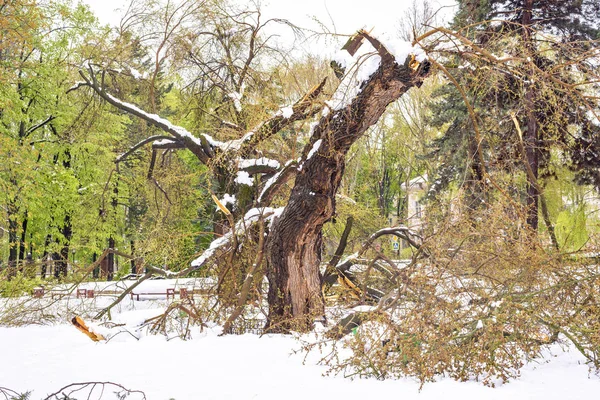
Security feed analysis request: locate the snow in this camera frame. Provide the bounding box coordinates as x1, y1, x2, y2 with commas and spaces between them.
238, 157, 281, 170
327, 34, 427, 111
332, 49, 355, 69
307, 139, 322, 160
199, 132, 224, 148
191, 207, 283, 267
337, 252, 359, 268
218, 193, 236, 208
308, 121, 319, 136
153, 138, 177, 146
228, 91, 243, 112
490, 299, 504, 308
104, 93, 205, 148
2, 273, 600, 399
129, 67, 144, 79
67, 81, 86, 91
212, 131, 255, 152
329, 53, 381, 110
235, 170, 254, 186
275, 106, 294, 119
258, 160, 294, 203
190, 234, 229, 268
353, 305, 377, 312
587, 110, 600, 127
379, 36, 428, 64
2, 311, 600, 399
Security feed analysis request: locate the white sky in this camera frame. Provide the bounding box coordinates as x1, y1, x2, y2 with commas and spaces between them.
82, 0, 457, 56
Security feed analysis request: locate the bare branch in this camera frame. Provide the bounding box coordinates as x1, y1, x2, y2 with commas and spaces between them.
78, 66, 211, 164
25, 115, 55, 136
116, 135, 175, 163
222, 216, 267, 334
257, 160, 298, 206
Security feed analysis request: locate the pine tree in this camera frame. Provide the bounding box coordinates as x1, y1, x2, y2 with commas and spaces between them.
428, 0, 600, 233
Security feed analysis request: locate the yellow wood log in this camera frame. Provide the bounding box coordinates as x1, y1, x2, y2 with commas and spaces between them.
71, 316, 105, 342
337, 275, 362, 299
211, 194, 231, 216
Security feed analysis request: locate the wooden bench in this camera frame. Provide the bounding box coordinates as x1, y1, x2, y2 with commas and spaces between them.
48, 289, 94, 300
76, 289, 94, 298
179, 288, 189, 299
50, 292, 69, 300
130, 288, 176, 301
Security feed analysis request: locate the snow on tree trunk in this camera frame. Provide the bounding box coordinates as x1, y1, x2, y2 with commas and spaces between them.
265, 31, 431, 332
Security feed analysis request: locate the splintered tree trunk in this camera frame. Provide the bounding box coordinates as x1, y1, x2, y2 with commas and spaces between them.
265, 33, 431, 332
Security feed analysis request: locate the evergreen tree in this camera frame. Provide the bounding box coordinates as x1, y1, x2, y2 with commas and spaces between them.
427, 0, 600, 234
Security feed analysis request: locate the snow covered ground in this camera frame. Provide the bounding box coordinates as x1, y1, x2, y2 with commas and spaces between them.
1, 282, 600, 399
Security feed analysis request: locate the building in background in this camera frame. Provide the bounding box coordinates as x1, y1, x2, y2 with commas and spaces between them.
400, 175, 428, 231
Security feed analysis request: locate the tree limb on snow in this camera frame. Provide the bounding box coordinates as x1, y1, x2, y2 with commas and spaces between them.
221, 215, 267, 335
336, 226, 424, 273
94, 274, 152, 320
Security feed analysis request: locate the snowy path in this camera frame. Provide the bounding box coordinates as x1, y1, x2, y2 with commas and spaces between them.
2, 323, 599, 399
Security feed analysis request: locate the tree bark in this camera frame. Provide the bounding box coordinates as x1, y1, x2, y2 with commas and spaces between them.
41, 234, 51, 279
107, 237, 116, 281
57, 214, 72, 278
130, 240, 136, 274
7, 202, 19, 279
522, 0, 539, 231
265, 31, 431, 332
18, 216, 27, 264
56, 150, 73, 278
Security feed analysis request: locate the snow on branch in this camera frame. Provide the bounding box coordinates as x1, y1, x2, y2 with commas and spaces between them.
328, 30, 428, 111
75, 66, 327, 168
115, 135, 176, 163
77, 66, 212, 164
237, 157, 281, 175
238, 157, 280, 170
257, 160, 298, 206
231, 78, 328, 155
190, 207, 284, 269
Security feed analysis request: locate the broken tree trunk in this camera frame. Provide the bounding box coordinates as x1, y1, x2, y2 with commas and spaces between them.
265, 31, 431, 332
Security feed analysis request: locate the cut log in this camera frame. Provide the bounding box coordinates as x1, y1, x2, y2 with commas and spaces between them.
71, 316, 105, 342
